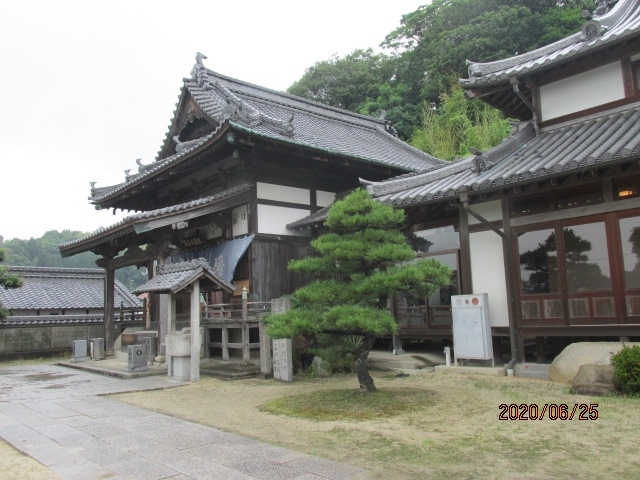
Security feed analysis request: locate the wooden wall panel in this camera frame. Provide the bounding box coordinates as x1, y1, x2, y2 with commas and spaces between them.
250, 237, 311, 302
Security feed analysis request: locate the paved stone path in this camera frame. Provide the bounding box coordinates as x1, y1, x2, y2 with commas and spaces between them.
0, 364, 366, 480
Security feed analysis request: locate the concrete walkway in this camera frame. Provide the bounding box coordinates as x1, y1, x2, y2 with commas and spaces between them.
0, 363, 365, 480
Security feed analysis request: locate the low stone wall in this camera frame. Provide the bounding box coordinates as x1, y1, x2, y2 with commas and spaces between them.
0, 315, 144, 359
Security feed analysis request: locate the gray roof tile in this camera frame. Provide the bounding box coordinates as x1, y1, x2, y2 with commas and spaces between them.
185, 71, 442, 172
90, 64, 444, 205
463, 0, 640, 87
369, 103, 640, 206
132, 258, 234, 294
0, 267, 140, 311
60, 184, 253, 254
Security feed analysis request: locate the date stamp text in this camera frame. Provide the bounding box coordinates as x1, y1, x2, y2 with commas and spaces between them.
498, 403, 598, 420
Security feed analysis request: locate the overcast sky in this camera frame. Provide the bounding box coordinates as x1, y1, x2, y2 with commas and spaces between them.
1, 0, 427, 241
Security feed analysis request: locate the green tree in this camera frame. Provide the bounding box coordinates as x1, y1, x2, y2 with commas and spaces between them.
411, 82, 511, 160
287, 49, 396, 112
2, 230, 147, 289
266, 190, 452, 392
383, 0, 589, 103
0, 248, 23, 318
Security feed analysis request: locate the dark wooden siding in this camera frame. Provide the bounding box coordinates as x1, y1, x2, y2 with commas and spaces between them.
250, 236, 312, 302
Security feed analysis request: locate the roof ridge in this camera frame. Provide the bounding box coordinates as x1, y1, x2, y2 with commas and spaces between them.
200, 67, 389, 126
8, 266, 104, 275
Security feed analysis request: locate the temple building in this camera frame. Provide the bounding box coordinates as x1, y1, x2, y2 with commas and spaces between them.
364, 0, 640, 361
58, 54, 442, 357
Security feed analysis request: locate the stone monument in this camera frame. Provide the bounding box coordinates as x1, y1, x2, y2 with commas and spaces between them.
272, 338, 293, 382
127, 344, 149, 372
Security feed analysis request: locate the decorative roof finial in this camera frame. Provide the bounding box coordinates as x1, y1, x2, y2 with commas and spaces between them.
581, 0, 617, 40
191, 52, 209, 87
195, 52, 207, 66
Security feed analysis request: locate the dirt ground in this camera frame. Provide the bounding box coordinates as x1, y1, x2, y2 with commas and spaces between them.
110, 369, 640, 480
2, 362, 639, 479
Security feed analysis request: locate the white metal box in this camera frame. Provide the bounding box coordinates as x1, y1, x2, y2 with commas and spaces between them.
451, 293, 493, 364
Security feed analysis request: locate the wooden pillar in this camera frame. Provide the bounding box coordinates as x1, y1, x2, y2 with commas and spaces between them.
190, 281, 201, 382
458, 203, 472, 294
104, 263, 116, 355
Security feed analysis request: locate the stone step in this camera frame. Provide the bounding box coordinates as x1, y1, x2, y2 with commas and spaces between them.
515, 363, 551, 380
368, 351, 441, 372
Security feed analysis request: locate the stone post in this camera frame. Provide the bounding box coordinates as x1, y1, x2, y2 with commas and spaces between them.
190, 281, 200, 382
104, 263, 115, 355
259, 320, 272, 378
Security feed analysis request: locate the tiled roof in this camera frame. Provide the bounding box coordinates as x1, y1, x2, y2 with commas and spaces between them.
184, 69, 444, 172
0, 267, 140, 311
369, 102, 640, 206
132, 258, 234, 294
90, 61, 444, 205
90, 131, 218, 203
60, 184, 253, 256
463, 0, 640, 87
286, 206, 330, 231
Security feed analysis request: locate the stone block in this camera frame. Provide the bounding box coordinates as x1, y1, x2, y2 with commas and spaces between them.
71, 340, 89, 363
171, 356, 191, 381
272, 338, 293, 382
311, 356, 331, 377
89, 338, 105, 360
259, 322, 272, 377
165, 333, 191, 356
515, 363, 550, 380
434, 365, 506, 377
142, 337, 157, 362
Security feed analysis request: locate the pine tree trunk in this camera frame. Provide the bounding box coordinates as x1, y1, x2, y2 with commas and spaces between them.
354, 334, 377, 393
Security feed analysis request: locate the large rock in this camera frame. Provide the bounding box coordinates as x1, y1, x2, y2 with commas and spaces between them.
569, 364, 616, 396
549, 342, 639, 384
311, 356, 331, 377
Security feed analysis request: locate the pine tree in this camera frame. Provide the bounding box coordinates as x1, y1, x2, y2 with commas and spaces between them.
266, 190, 452, 392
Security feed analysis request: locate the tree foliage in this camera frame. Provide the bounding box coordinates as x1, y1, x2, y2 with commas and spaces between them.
382, 0, 590, 102
288, 1, 590, 145
0, 248, 24, 318
1, 230, 147, 290
288, 49, 396, 112
411, 82, 512, 160
266, 190, 452, 392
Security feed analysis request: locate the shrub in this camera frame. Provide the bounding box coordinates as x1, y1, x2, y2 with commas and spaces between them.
310, 334, 360, 374
610, 345, 640, 395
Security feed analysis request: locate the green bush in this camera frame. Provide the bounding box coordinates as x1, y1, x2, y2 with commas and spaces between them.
610, 345, 640, 395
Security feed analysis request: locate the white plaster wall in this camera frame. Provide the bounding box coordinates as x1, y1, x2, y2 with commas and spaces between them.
257, 182, 310, 205
540, 62, 625, 121
317, 190, 336, 207
469, 230, 509, 327
467, 200, 502, 225
257, 204, 311, 237
232, 204, 249, 237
